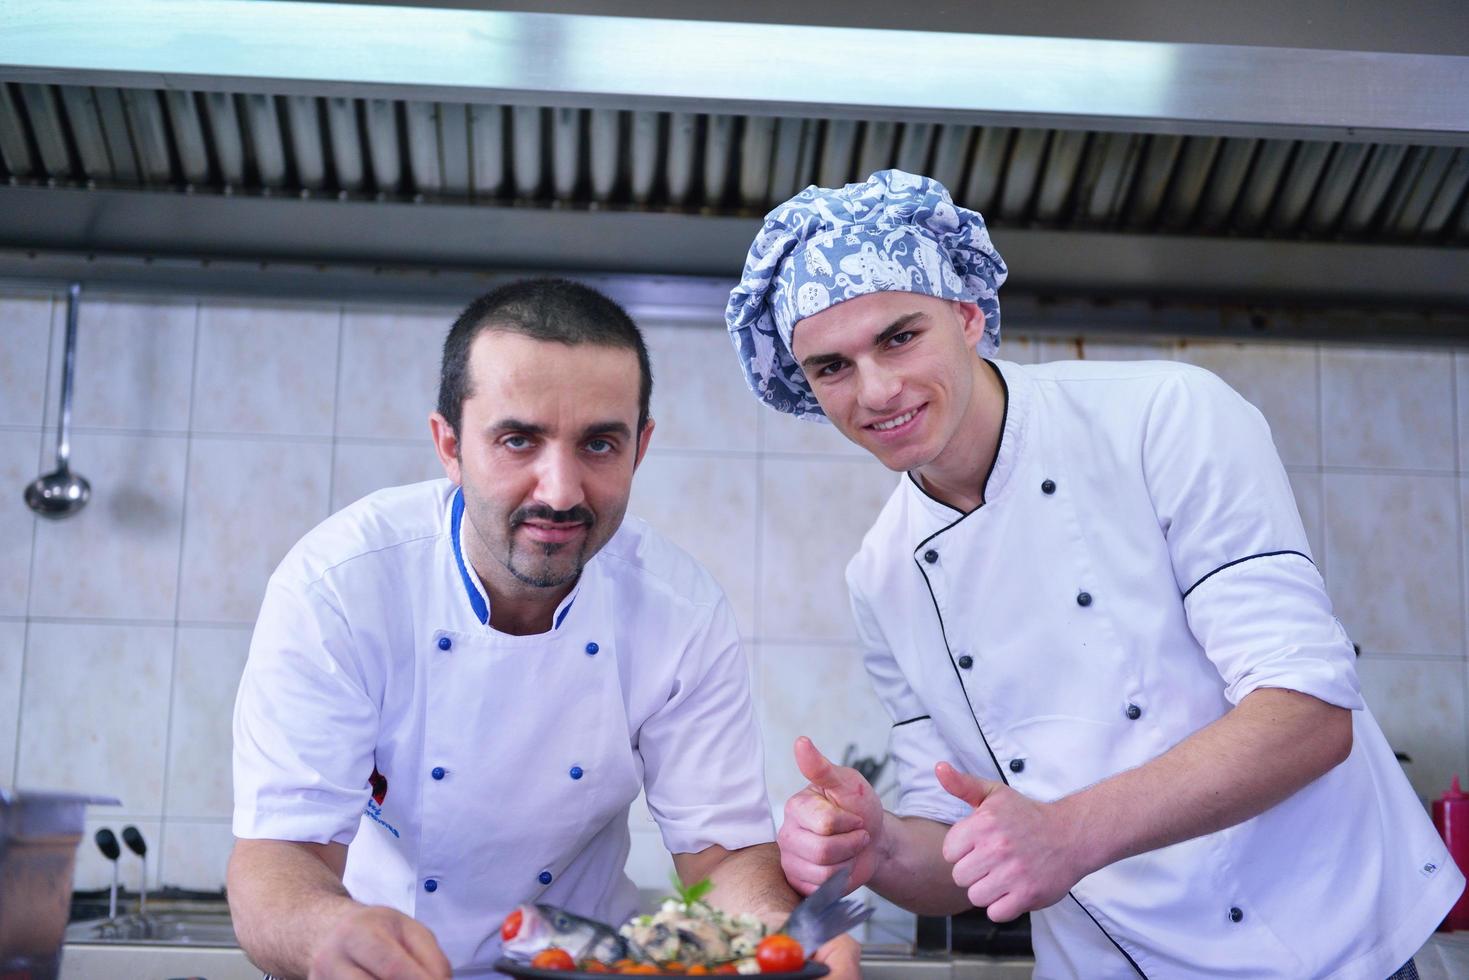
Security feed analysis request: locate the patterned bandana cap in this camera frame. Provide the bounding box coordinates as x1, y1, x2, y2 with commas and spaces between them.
725, 168, 1007, 421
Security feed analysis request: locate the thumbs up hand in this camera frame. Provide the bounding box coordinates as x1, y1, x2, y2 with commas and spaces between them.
776, 737, 886, 896
936, 762, 1089, 922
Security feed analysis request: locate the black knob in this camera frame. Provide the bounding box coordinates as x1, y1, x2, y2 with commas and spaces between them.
1076, 591, 1092, 607
95, 828, 120, 861
957, 654, 974, 669
121, 825, 147, 858
1041, 479, 1056, 495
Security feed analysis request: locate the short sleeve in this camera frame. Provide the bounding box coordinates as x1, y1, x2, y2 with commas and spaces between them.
638, 598, 776, 854
232, 576, 380, 844
1143, 368, 1362, 710
850, 579, 968, 826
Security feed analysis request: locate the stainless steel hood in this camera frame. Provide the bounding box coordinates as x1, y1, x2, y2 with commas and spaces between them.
1, 0, 1466, 339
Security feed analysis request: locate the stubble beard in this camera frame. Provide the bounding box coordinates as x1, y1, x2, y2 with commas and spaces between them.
505, 536, 591, 589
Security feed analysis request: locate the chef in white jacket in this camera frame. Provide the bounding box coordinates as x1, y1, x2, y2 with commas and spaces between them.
724, 170, 1464, 979
229, 279, 860, 979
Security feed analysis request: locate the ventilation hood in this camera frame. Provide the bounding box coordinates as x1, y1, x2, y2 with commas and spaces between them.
1, 0, 1466, 340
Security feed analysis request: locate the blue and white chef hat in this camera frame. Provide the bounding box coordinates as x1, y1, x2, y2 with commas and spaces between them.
725, 169, 1008, 422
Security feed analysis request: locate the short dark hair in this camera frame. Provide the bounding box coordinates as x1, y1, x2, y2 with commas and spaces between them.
437, 278, 653, 437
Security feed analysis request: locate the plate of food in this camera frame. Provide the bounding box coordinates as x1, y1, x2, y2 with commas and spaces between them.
494, 870, 863, 977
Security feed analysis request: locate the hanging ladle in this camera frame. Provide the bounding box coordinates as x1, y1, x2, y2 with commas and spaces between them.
24, 281, 91, 518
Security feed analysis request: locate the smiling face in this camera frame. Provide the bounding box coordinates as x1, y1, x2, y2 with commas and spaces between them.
431, 329, 652, 615
791, 292, 992, 477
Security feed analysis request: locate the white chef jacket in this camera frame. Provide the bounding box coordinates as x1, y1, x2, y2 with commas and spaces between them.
233, 479, 774, 971
849, 359, 1464, 979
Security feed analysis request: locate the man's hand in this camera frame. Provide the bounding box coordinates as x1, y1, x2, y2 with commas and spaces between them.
308, 905, 451, 980
812, 933, 863, 980
935, 762, 1090, 923
778, 737, 885, 895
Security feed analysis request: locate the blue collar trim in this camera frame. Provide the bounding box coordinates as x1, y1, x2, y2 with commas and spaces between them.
450, 488, 489, 625
450, 487, 576, 629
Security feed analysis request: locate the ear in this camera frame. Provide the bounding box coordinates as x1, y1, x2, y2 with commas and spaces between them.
954, 302, 988, 350
429, 412, 463, 485
633, 417, 656, 470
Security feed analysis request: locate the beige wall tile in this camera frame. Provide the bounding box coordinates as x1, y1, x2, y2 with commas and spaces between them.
1324, 472, 1462, 656
17, 622, 173, 813
193, 303, 339, 436
1356, 655, 1468, 805
624, 826, 675, 892
1287, 469, 1325, 574
761, 411, 869, 457
1459, 353, 1469, 472
336, 308, 450, 440
1035, 337, 1175, 363
643, 322, 759, 454
178, 439, 332, 623
0, 621, 21, 786
759, 458, 899, 641
0, 294, 53, 427
755, 642, 893, 812
29, 432, 188, 621
0, 430, 40, 617
331, 441, 446, 514
995, 334, 1039, 364
1176, 341, 1320, 469
77, 816, 162, 892
629, 452, 758, 637
46, 296, 196, 433
166, 628, 251, 819
1322, 348, 1456, 471
158, 820, 235, 891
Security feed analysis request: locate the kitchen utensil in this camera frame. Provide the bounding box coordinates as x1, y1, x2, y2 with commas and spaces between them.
23, 281, 90, 519
120, 825, 147, 916
0, 787, 120, 980
1434, 775, 1469, 931
93, 828, 120, 920
489, 960, 829, 979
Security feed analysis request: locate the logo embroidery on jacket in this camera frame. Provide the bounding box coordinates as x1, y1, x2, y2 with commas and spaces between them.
365, 765, 401, 838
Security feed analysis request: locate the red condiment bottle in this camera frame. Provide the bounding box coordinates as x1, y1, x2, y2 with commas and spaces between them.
1433, 775, 1469, 931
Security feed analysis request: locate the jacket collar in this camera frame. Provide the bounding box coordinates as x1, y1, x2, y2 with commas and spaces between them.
905, 358, 1032, 524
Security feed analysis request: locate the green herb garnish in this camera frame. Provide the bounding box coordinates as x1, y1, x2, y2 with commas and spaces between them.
669, 872, 714, 906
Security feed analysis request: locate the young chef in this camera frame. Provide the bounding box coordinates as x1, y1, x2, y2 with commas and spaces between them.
229, 279, 860, 979
725, 170, 1464, 979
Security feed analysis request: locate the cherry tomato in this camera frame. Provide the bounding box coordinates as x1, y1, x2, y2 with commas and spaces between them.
580, 960, 612, 973
530, 948, 576, 970
615, 964, 660, 974
684, 967, 711, 976
755, 934, 805, 973
712, 965, 739, 975
500, 908, 523, 942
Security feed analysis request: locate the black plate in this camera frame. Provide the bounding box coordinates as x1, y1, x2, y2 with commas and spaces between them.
490, 957, 829, 979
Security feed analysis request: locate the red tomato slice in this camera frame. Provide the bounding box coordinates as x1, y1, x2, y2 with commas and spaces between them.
755, 934, 805, 973
501, 908, 523, 942
530, 948, 576, 970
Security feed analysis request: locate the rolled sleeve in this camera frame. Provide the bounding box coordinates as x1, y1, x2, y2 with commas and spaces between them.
1144, 367, 1361, 709
639, 598, 775, 855
852, 584, 968, 827
232, 576, 378, 844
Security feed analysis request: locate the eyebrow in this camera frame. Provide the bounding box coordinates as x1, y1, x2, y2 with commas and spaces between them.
488, 418, 632, 440
799, 312, 927, 371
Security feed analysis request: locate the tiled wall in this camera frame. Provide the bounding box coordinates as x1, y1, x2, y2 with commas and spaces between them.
2, 290, 1467, 907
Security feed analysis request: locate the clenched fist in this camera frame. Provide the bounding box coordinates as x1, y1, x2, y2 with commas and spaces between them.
936, 762, 1091, 923
777, 737, 885, 896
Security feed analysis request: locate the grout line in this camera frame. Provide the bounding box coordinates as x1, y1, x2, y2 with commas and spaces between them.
156, 299, 203, 862
12, 294, 60, 783
326, 306, 346, 514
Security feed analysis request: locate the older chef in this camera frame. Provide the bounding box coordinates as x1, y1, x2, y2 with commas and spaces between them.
725, 170, 1465, 979
229, 279, 859, 979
